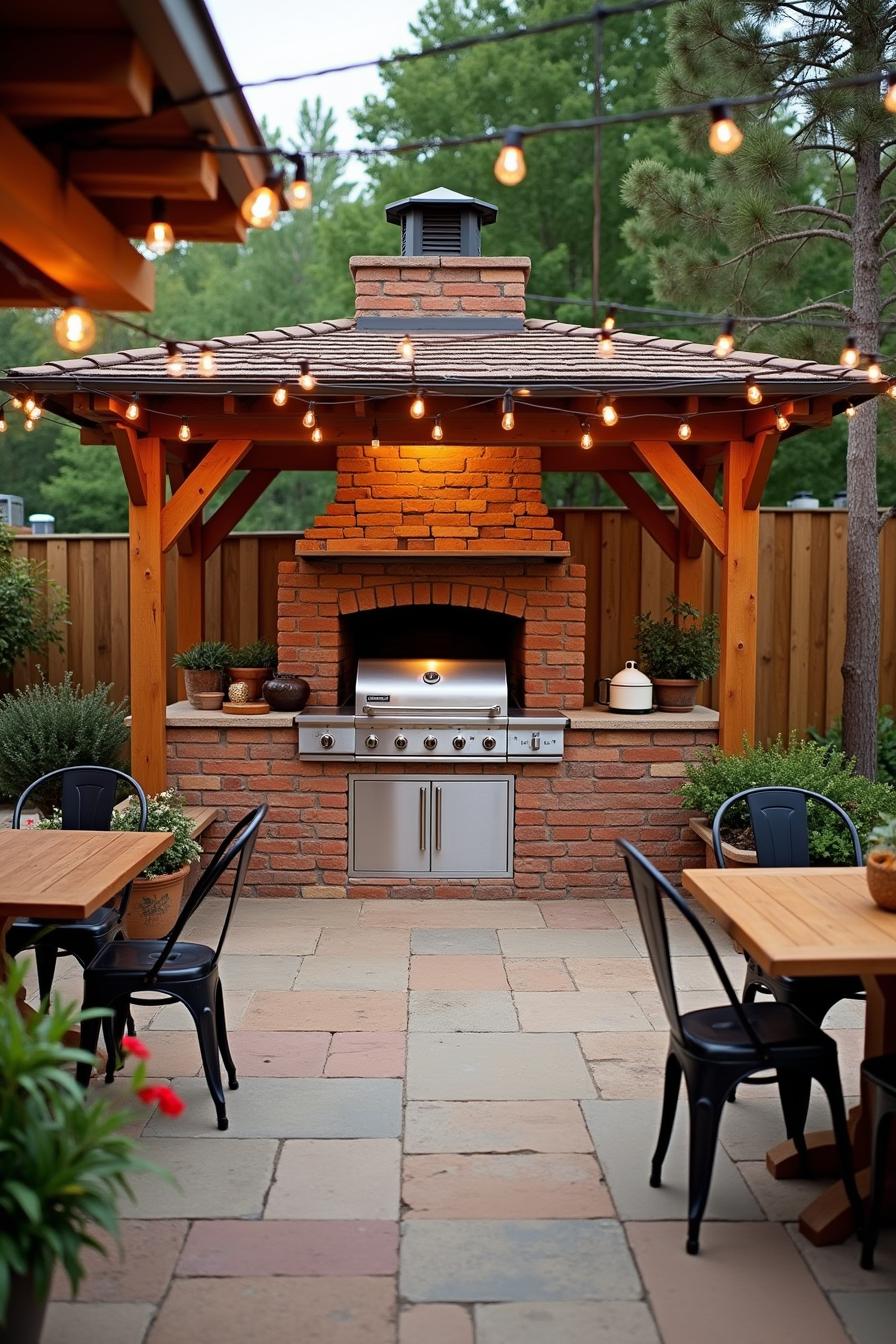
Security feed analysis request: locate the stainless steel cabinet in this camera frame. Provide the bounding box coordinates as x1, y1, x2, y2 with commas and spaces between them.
349, 775, 513, 878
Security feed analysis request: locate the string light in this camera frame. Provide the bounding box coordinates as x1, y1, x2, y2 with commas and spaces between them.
494, 127, 527, 185
839, 336, 859, 368
501, 391, 515, 431
197, 346, 217, 378
745, 377, 763, 405
166, 342, 186, 377
677, 419, 692, 441
371, 419, 380, 447
240, 174, 282, 228
0, 407, 6, 433
23, 416, 34, 432
299, 359, 316, 391
887, 383, 896, 400
775, 410, 790, 431
55, 303, 96, 353
410, 390, 426, 419
9, 396, 21, 410
23, 395, 37, 417
597, 327, 614, 358
886, 72, 896, 114
302, 403, 316, 429
599, 396, 618, 427
145, 196, 175, 256
845, 402, 857, 418
714, 318, 736, 358
285, 153, 312, 210
27, 402, 42, 421
708, 103, 743, 155
178, 419, 191, 442
126, 395, 140, 421
602, 306, 617, 332
311, 424, 323, 443
432, 415, 444, 441
396, 334, 415, 361
273, 382, 289, 406
579, 421, 593, 450
867, 356, 883, 383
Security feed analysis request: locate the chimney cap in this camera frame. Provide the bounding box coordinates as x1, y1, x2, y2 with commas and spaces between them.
384, 186, 497, 226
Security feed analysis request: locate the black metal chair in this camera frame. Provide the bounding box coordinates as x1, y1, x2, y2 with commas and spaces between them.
860, 1054, 896, 1270
76, 804, 267, 1131
6, 766, 148, 1005
616, 838, 863, 1255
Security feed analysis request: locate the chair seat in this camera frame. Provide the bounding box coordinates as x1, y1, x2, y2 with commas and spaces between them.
862, 1054, 896, 1097
8, 905, 119, 948
680, 1000, 835, 1060
87, 938, 216, 979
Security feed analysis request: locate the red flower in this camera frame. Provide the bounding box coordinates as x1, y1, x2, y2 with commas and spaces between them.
120, 1035, 151, 1059
136, 1084, 186, 1116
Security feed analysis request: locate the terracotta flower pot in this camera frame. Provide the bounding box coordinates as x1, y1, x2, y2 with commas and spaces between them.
183, 668, 224, 708
0, 1270, 49, 1344
652, 677, 700, 712
227, 666, 272, 702
263, 674, 310, 712
124, 864, 190, 939
867, 850, 896, 911
689, 817, 757, 869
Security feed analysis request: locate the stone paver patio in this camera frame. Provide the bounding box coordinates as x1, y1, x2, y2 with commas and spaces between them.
34, 897, 896, 1344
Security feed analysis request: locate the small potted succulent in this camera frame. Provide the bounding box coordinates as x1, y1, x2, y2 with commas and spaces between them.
635, 595, 720, 711
866, 815, 896, 910
227, 639, 277, 703
172, 640, 233, 709
112, 790, 201, 938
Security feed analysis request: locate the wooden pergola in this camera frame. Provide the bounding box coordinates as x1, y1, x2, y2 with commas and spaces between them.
3, 320, 882, 792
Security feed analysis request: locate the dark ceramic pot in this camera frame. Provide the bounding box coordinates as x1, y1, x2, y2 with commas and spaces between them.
263, 674, 311, 712
0, 1271, 49, 1344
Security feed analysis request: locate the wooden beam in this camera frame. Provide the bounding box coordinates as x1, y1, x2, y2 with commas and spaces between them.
0, 33, 153, 118
718, 440, 761, 753
203, 470, 279, 560
175, 523, 205, 697
68, 149, 218, 201
101, 197, 248, 244
633, 441, 726, 555
0, 113, 154, 310
675, 517, 706, 613
160, 439, 251, 552
742, 429, 780, 510
601, 472, 678, 560
111, 425, 146, 507
128, 437, 167, 793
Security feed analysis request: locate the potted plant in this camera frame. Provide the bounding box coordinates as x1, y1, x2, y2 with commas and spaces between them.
682, 734, 896, 867
635, 596, 720, 711
112, 790, 201, 938
172, 640, 233, 709
866, 815, 896, 910
227, 639, 277, 703
0, 962, 182, 1344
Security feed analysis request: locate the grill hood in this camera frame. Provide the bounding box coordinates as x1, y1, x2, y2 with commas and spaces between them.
355, 658, 508, 718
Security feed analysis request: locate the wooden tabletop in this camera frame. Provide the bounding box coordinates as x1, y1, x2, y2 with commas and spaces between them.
0, 830, 173, 920
682, 867, 896, 977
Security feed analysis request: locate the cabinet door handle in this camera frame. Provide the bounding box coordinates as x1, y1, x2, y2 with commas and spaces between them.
435, 786, 442, 850
419, 786, 427, 851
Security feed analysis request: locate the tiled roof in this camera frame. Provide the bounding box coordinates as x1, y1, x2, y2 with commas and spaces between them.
4, 316, 876, 400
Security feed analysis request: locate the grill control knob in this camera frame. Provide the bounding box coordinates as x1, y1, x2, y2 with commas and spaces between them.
319, 732, 334, 750
365, 734, 378, 749
452, 735, 466, 751
423, 735, 438, 751
482, 735, 497, 751
394, 734, 408, 751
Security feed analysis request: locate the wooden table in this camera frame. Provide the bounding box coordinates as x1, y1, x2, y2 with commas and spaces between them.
682, 866, 896, 1245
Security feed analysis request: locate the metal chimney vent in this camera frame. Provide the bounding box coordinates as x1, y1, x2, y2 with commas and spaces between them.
385, 187, 498, 257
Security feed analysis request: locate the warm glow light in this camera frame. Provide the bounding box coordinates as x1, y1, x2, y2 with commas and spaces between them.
285, 155, 312, 210
126, 396, 140, 421
501, 391, 515, 431
299, 359, 316, 392
146, 197, 175, 256
273, 383, 288, 406
708, 104, 743, 155
776, 411, 790, 431
10, 397, 21, 410
886, 72, 896, 114
714, 319, 736, 358
55, 304, 96, 352
580, 421, 593, 450
23, 395, 37, 416
887, 383, 896, 399
166, 342, 186, 378
410, 391, 426, 419
432, 416, 444, 441
603, 306, 617, 332
27, 403, 42, 421
178, 419, 191, 442
0, 409, 6, 433
840, 336, 859, 368
867, 357, 883, 383
197, 347, 217, 378
311, 424, 323, 443
745, 378, 763, 405
494, 128, 527, 186
845, 403, 857, 419
303, 403, 316, 429
241, 178, 281, 229
599, 397, 618, 427
371, 419, 380, 447
597, 327, 614, 358
677, 420, 692, 441
23, 417, 34, 432
396, 334, 415, 361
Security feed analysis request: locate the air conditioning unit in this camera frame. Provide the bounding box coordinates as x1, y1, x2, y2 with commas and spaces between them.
0, 494, 25, 527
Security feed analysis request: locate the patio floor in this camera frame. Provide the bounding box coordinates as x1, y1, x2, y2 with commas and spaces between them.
32, 897, 896, 1344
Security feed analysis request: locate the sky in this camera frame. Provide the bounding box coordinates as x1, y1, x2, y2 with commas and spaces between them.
207, 0, 424, 181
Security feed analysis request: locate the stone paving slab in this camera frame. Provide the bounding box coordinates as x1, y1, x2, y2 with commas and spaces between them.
226, 1029, 331, 1077
122, 1138, 277, 1218
738, 1161, 830, 1222
147, 990, 252, 1031
784, 1223, 896, 1292
294, 955, 410, 990
407, 1033, 596, 1100
400, 1303, 474, 1343
538, 901, 623, 929
830, 1292, 896, 1344
148, 1277, 396, 1344
400, 1219, 641, 1302
43, 1303, 155, 1344
325, 1031, 406, 1077
217, 953, 303, 989
402, 1152, 612, 1219
716, 1092, 839, 1162
403, 1100, 594, 1154
566, 958, 658, 990
410, 929, 500, 955
317, 927, 412, 957
178, 1219, 399, 1277
505, 957, 574, 990
409, 989, 518, 1032
409, 955, 508, 990
578, 1030, 670, 1099
266, 1139, 401, 1220
632, 988, 726, 1030
244, 989, 407, 1031
475, 1301, 662, 1343
360, 900, 546, 928
145, 1076, 402, 1138
51, 1220, 187, 1302
498, 929, 639, 959
515, 989, 652, 1032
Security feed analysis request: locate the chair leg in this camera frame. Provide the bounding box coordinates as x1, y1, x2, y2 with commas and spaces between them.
75, 996, 105, 1089
683, 1067, 730, 1255
104, 999, 129, 1084
182, 981, 228, 1130
34, 942, 59, 1006
861, 1108, 892, 1271
777, 1069, 813, 1176
650, 1051, 682, 1188
215, 980, 239, 1091
815, 1059, 864, 1241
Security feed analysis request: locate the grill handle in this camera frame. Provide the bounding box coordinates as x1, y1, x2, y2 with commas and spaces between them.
419, 787, 427, 851
362, 704, 502, 718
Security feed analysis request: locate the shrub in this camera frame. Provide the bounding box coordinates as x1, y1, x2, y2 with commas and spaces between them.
0, 523, 68, 672
230, 639, 277, 669
171, 640, 233, 672
0, 673, 129, 806
868, 814, 896, 858
681, 733, 896, 863
111, 789, 201, 877
809, 709, 896, 789
635, 596, 720, 681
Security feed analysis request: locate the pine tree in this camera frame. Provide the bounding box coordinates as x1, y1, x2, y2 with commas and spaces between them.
621, 0, 896, 776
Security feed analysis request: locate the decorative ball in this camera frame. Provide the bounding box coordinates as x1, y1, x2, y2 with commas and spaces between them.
228, 680, 250, 704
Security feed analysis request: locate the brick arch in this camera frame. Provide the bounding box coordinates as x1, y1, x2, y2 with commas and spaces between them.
337, 582, 527, 620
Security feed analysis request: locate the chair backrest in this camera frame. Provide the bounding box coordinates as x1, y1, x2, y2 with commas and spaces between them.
147, 804, 267, 979
711, 786, 862, 869
13, 766, 148, 833
616, 839, 767, 1055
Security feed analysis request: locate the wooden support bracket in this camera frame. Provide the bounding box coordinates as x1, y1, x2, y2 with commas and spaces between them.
742, 429, 781, 510
601, 471, 678, 560
111, 425, 146, 506
633, 440, 727, 555
202, 469, 279, 559
160, 439, 251, 552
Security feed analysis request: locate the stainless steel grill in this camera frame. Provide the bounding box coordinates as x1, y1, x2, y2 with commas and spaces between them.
297, 657, 567, 761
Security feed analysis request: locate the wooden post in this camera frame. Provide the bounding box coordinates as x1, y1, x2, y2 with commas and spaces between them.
175, 520, 204, 701
128, 436, 167, 793
719, 441, 760, 753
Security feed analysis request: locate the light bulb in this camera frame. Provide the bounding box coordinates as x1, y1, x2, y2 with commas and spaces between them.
839, 336, 859, 368
410, 391, 426, 419
887, 383, 896, 399
273, 383, 288, 406
311, 424, 323, 443
0, 409, 6, 433
677, 420, 692, 441
580, 422, 593, 450
745, 378, 763, 405
146, 219, 175, 255
714, 319, 736, 357
285, 154, 312, 210
299, 359, 316, 392
396, 334, 415, 361
886, 72, 896, 114
178, 419, 191, 442
126, 395, 140, 421
432, 416, 444, 441
501, 391, 515, 431
197, 346, 217, 378
10, 396, 21, 410
371, 420, 380, 448
603, 306, 617, 332
708, 104, 743, 155
55, 304, 96, 353
599, 397, 618, 427
28, 403, 42, 421
23, 395, 36, 416
23, 417, 34, 432
597, 327, 614, 358
240, 178, 281, 229
867, 357, 883, 383
303, 403, 316, 429
845, 403, 857, 419
495, 128, 527, 185
775, 411, 790, 431
166, 342, 185, 378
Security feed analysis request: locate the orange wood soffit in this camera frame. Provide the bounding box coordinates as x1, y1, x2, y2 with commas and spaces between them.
111, 425, 147, 506
632, 440, 727, 556
742, 428, 782, 510
600, 471, 678, 560
202, 470, 279, 560
160, 439, 252, 552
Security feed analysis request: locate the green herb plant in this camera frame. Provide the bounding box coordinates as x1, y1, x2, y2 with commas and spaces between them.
635, 596, 720, 682
171, 641, 233, 672
230, 640, 277, 669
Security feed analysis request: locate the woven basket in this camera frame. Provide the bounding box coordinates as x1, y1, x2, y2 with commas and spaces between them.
866, 851, 896, 912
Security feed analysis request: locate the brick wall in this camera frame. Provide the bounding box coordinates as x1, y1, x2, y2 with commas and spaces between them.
350, 254, 531, 319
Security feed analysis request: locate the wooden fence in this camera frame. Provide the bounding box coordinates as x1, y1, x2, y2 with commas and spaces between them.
8, 511, 896, 743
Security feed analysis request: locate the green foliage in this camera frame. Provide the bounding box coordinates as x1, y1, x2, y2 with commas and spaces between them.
868, 814, 896, 853
635, 596, 720, 681
111, 789, 201, 877
681, 733, 896, 862
0, 674, 129, 806
0, 961, 151, 1320
172, 640, 233, 671
230, 639, 277, 669
809, 708, 896, 789
0, 524, 68, 671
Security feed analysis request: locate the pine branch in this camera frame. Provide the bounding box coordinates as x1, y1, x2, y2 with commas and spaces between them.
875, 207, 896, 242
776, 203, 852, 227
879, 505, 896, 534
719, 228, 853, 269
